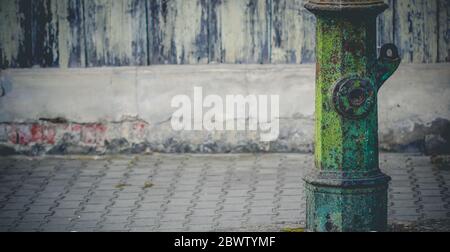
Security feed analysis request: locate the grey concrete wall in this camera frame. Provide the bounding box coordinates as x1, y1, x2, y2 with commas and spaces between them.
0, 64, 449, 155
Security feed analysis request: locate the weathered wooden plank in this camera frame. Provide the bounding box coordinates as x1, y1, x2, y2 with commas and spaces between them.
148, 0, 209, 64
377, 0, 394, 48
271, 0, 315, 64
31, 0, 59, 67
438, 0, 449, 62
212, 0, 270, 64
395, 0, 438, 63
300, 1, 316, 63
0, 0, 32, 68
57, 0, 85, 68
84, 0, 148, 66
208, 0, 224, 63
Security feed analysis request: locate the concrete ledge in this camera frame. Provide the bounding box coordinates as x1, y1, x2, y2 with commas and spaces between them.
0, 64, 449, 155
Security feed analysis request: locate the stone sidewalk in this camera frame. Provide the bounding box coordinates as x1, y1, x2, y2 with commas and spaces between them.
0, 153, 449, 232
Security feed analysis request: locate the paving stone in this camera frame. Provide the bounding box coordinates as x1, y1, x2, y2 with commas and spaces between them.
137, 202, 163, 211
389, 215, 421, 222
157, 221, 186, 230
33, 193, 61, 201
422, 204, 448, 211
70, 219, 99, 228
20, 213, 48, 222
190, 208, 216, 217
113, 199, 137, 208
421, 197, 446, 204
82, 204, 108, 213
57, 201, 82, 209
129, 218, 158, 227
279, 196, 302, 203
86, 197, 113, 205
119, 187, 144, 194
216, 220, 243, 229
278, 201, 303, 210
76, 212, 104, 221
391, 201, 417, 208
52, 209, 78, 218
160, 213, 189, 222
193, 201, 218, 209
253, 187, 277, 194
188, 216, 216, 225
103, 215, 130, 223
419, 190, 445, 196
276, 210, 302, 219
252, 191, 275, 200
165, 205, 190, 214
171, 191, 195, 199
0, 210, 22, 218
218, 211, 246, 219
390, 194, 416, 200
423, 210, 449, 218
391, 208, 421, 216
168, 198, 192, 206
1, 202, 28, 211
250, 207, 276, 215
133, 211, 159, 219
196, 193, 222, 201
0, 218, 17, 226
45, 217, 73, 226
70, 226, 96, 232
129, 226, 156, 232
250, 200, 275, 207
220, 204, 246, 212
280, 189, 303, 196
61, 195, 88, 203
186, 225, 214, 232
41, 225, 70, 232
156, 227, 186, 232
107, 208, 134, 216
223, 197, 249, 205
14, 221, 42, 232
247, 215, 274, 225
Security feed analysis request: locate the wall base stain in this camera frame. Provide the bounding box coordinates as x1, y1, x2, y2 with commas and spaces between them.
0, 118, 448, 156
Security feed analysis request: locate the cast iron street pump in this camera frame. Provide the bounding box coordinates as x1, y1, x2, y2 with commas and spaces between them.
304, 0, 401, 232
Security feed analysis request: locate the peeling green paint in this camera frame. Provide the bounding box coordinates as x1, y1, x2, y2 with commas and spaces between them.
304, 0, 401, 232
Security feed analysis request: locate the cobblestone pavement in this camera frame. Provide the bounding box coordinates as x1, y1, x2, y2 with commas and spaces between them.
0, 153, 449, 232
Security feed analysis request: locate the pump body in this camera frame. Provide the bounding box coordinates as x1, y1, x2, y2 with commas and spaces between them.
304, 0, 401, 232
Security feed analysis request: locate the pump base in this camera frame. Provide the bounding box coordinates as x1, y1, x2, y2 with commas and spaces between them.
304, 171, 390, 232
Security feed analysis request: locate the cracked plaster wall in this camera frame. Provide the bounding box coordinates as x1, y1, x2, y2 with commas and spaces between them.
0, 64, 449, 155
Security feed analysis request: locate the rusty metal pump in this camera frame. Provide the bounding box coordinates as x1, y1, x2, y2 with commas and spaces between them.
304, 0, 401, 232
